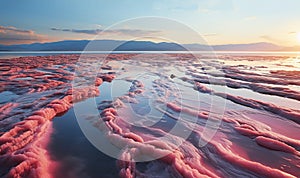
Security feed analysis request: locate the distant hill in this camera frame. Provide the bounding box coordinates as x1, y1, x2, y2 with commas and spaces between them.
198, 42, 283, 51
0, 40, 298, 51
0, 40, 186, 51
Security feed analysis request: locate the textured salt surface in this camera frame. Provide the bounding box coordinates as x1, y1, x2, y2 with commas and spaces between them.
0, 54, 299, 177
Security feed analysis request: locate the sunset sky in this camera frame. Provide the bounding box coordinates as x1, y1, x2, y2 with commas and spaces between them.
1, 0, 300, 46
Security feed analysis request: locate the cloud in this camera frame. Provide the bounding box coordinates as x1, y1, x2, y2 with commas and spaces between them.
288, 31, 297, 34
51, 27, 101, 34
51, 27, 161, 37
0, 26, 48, 45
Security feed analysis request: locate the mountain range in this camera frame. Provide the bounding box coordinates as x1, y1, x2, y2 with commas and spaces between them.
0, 40, 299, 51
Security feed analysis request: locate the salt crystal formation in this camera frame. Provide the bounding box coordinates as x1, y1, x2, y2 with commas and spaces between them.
0, 54, 299, 178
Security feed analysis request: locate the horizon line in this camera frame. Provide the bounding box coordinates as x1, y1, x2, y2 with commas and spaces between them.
1, 39, 298, 47
1, 51, 300, 53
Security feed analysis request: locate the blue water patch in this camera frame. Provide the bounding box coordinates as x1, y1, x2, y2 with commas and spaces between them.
0, 91, 18, 104
49, 108, 119, 178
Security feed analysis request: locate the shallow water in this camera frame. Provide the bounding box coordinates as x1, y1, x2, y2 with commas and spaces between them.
0, 91, 18, 104
0, 53, 299, 178
71, 54, 300, 177
49, 108, 119, 178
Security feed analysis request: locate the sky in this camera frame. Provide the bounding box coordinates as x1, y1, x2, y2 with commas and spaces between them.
1, 0, 300, 46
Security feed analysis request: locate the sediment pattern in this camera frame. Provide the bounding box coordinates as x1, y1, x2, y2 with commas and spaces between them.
0, 54, 299, 177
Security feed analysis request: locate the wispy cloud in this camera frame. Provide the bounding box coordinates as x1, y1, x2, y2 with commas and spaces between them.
51, 27, 102, 35
51, 27, 161, 36
288, 31, 297, 34
0, 26, 48, 45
